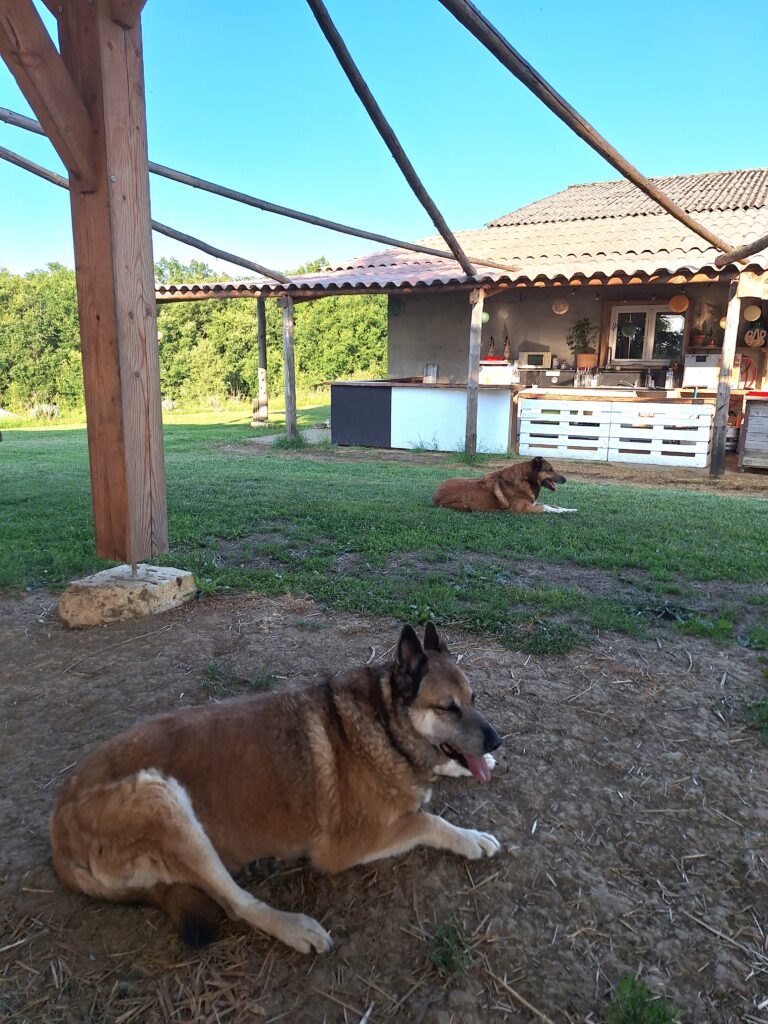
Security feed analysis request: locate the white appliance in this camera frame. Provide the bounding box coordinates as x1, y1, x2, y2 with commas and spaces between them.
682, 353, 741, 389
519, 351, 552, 369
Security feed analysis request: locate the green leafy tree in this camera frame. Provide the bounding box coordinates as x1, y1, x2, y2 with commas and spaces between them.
0, 256, 387, 410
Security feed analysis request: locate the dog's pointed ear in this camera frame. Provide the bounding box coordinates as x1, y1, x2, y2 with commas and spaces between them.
424, 621, 449, 654
397, 624, 424, 672
394, 625, 427, 701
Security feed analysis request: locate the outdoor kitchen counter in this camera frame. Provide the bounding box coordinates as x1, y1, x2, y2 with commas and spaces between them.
519, 386, 715, 403
330, 379, 518, 452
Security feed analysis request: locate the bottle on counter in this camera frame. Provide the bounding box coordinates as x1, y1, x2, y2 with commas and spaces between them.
665, 367, 674, 390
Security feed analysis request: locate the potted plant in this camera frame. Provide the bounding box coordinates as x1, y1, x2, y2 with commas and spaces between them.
566, 317, 598, 368
692, 320, 714, 347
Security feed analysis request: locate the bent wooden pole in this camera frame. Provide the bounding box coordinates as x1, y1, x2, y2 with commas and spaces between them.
710, 279, 741, 477
465, 288, 485, 455
0, 105, 521, 275
278, 296, 298, 441
306, 0, 477, 277
0, 144, 291, 284
715, 232, 768, 269
438, 0, 733, 254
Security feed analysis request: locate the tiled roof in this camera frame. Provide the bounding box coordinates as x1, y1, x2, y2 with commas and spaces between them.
156, 168, 768, 300
488, 168, 768, 226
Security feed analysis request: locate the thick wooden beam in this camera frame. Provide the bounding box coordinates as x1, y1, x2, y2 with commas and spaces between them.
710, 279, 740, 477
252, 296, 269, 425
0, 0, 95, 191
465, 288, 485, 455
306, 0, 477, 278
278, 296, 298, 440
57, 0, 167, 561
110, 0, 148, 30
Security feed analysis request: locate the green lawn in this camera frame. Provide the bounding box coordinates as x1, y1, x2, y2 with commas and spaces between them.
2, 406, 767, 653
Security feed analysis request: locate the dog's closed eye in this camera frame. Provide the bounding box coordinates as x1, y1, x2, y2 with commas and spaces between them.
431, 703, 462, 715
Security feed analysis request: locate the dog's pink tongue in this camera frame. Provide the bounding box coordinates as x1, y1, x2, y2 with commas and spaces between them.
464, 754, 491, 783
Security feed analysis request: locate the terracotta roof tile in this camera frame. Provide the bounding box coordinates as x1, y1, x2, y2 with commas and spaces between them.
488, 168, 768, 225
156, 168, 768, 299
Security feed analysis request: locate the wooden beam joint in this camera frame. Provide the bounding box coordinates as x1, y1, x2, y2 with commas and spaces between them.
110, 0, 148, 30
0, 0, 96, 191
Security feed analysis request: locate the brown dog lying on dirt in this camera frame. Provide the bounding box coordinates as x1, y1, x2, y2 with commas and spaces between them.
432, 456, 576, 514
50, 624, 501, 954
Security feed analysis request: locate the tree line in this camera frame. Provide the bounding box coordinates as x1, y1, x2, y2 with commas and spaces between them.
0, 257, 387, 411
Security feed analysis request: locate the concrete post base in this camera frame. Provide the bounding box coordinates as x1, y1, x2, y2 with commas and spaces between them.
58, 564, 196, 629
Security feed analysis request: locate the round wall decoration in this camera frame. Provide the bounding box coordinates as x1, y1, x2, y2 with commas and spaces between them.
552, 298, 569, 315
744, 303, 763, 322
668, 294, 690, 313
719, 316, 727, 329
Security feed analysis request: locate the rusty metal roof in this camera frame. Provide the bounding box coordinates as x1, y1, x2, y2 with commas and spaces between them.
155, 168, 768, 301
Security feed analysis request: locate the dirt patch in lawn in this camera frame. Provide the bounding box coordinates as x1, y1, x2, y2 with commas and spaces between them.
235, 439, 768, 498
1, 592, 767, 1023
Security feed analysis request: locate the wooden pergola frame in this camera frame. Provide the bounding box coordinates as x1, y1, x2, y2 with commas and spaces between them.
1, 0, 763, 567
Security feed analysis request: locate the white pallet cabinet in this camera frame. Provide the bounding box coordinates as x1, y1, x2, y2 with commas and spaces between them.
519, 399, 611, 460
519, 397, 714, 467
609, 403, 713, 467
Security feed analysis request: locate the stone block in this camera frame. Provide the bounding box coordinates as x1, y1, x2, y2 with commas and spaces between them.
58, 564, 196, 629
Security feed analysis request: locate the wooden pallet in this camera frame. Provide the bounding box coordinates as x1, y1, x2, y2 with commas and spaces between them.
519, 400, 611, 460
608, 403, 713, 467
519, 398, 714, 466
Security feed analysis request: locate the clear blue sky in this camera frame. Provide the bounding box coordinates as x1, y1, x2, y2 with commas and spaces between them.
1, 1, 766, 277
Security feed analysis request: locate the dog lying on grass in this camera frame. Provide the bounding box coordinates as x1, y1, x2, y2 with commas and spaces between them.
50, 623, 500, 954
433, 456, 576, 514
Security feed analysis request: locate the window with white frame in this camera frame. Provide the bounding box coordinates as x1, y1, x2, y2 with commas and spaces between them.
610, 305, 686, 363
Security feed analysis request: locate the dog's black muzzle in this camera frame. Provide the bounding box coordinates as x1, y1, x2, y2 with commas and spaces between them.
482, 723, 502, 753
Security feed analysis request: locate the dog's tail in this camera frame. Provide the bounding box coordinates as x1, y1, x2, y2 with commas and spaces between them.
151, 883, 224, 947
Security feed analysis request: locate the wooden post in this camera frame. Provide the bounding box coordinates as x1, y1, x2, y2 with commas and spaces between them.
252, 296, 269, 425
465, 288, 485, 455
710, 278, 741, 477
57, 0, 167, 560
279, 296, 298, 440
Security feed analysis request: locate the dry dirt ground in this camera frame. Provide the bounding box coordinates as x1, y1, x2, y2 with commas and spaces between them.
1, 591, 767, 1024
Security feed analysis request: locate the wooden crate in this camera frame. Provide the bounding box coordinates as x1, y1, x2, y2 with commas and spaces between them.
519, 399, 610, 460
608, 402, 713, 467
739, 398, 768, 469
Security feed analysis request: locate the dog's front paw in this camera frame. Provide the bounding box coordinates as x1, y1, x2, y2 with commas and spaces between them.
455, 827, 501, 859
271, 911, 334, 954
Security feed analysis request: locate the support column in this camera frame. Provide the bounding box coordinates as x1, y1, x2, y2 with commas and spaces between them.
58, 0, 167, 560
464, 288, 485, 455
278, 295, 298, 440
251, 296, 269, 425
710, 278, 741, 477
